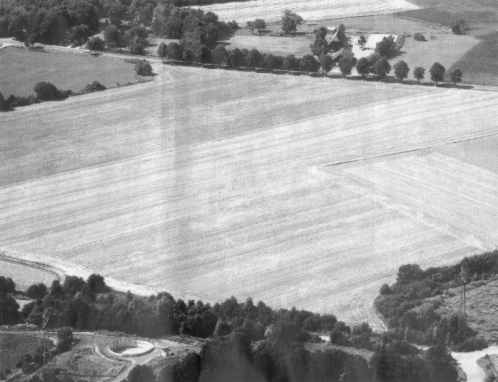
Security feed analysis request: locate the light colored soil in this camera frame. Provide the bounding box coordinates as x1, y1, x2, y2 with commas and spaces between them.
196, 0, 419, 23
1, 64, 497, 328
452, 345, 498, 382
0, 46, 138, 96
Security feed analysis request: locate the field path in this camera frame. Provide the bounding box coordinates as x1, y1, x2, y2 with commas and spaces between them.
1, 65, 497, 326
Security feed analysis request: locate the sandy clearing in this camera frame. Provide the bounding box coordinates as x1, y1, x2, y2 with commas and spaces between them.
196, 0, 419, 23
453, 346, 498, 382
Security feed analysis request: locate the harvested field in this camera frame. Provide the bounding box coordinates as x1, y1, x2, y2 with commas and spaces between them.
0, 47, 138, 97
1, 64, 497, 327
227, 34, 313, 57
196, 0, 419, 23
0, 258, 58, 290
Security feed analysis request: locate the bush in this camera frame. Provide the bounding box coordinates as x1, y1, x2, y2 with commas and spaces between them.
413, 32, 426, 41
87, 37, 105, 51
338, 53, 356, 76
212, 45, 229, 65
84, 81, 106, 93
135, 60, 154, 76
452, 19, 467, 35
299, 54, 319, 72
34, 82, 68, 101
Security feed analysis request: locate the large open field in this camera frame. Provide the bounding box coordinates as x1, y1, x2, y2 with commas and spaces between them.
197, 0, 418, 23
0, 46, 138, 97
1, 62, 497, 327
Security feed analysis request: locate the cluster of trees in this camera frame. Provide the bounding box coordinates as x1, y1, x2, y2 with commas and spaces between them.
376, 250, 498, 350
0, 79, 109, 112
123, 324, 459, 382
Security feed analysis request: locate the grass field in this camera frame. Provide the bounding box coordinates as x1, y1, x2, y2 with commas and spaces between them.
0, 47, 138, 97
1, 63, 497, 327
197, 0, 418, 23
0, 333, 52, 375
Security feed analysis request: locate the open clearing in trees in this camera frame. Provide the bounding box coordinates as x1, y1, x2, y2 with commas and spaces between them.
1, 65, 497, 328
197, 0, 419, 23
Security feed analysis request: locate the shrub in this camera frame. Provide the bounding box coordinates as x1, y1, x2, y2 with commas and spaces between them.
34, 82, 68, 101
282, 54, 299, 70
247, 48, 263, 67
135, 60, 153, 76
299, 54, 319, 72
430, 62, 446, 85
87, 36, 105, 51
84, 81, 106, 93
228, 48, 245, 67
413, 32, 426, 41
394, 60, 410, 81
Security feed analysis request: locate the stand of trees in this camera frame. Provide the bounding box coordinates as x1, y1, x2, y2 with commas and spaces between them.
376, 250, 498, 350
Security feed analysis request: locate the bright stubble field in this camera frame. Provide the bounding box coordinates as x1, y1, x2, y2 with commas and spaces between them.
197, 0, 419, 23
1, 65, 497, 327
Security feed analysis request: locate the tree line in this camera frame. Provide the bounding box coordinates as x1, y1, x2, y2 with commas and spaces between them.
376, 250, 498, 351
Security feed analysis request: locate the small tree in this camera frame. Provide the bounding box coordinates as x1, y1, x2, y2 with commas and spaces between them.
34, 82, 63, 101
281, 10, 303, 35
414, 66, 425, 83
339, 54, 356, 77
104, 24, 122, 48
319, 54, 334, 74
26, 283, 48, 300
129, 36, 147, 55
167, 42, 183, 60
452, 19, 467, 35
212, 45, 229, 65
228, 48, 245, 67
300, 54, 320, 72
157, 42, 167, 57
356, 57, 370, 78
450, 68, 463, 85
375, 35, 399, 58
87, 36, 104, 51
282, 54, 299, 70
311, 27, 329, 56
247, 48, 263, 67
358, 35, 367, 49
87, 274, 109, 293
430, 62, 446, 85
247, 19, 266, 34
373, 58, 391, 78
0, 91, 9, 111
393, 60, 409, 82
